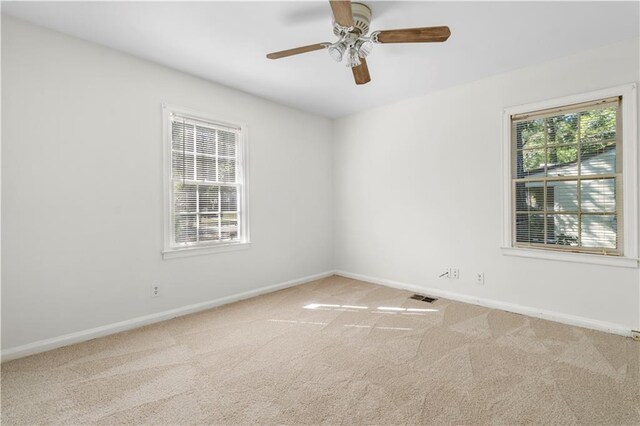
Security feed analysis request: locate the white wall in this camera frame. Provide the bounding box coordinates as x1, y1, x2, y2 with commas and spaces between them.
1, 16, 333, 350
2, 16, 639, 355
333, 37, 640, 331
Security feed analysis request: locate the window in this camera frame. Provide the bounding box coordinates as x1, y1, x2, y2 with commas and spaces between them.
502, 85, 638, 267
162, 105, 249, 258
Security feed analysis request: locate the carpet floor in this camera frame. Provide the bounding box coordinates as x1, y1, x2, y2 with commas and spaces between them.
1, 275, 639, 425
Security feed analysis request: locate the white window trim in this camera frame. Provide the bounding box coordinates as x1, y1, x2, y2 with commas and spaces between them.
501, 83, 638, 268
161, 103, 251, 260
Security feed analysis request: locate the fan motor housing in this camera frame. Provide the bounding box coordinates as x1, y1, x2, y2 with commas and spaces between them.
333, 2, 372, 36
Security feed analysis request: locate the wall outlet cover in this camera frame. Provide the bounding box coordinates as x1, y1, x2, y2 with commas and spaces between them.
451, 268, 460, 279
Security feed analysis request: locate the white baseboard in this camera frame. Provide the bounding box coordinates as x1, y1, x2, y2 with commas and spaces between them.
335, 270, 632, 337
1, 271, 335, 362
3, 269, 631, 362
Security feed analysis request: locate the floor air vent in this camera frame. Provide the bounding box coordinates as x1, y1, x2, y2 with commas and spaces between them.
410, 294, 437, 303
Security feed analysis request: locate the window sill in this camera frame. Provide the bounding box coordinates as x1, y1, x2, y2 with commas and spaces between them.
163, 241, 251, 260
501, 247, 638, 268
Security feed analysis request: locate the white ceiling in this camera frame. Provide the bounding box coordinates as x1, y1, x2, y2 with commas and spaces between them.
3, 1, 638, 118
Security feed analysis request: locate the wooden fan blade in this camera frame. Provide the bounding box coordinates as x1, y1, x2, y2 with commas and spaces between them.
266, 43, 327, 59
375, 26, 451, 43
329, 0, 353, 27
352, 58, 371, 85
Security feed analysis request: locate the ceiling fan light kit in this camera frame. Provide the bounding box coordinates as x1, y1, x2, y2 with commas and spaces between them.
346, 46, 361, 68
327, 40, 347, 62
266, 0, 451, 85
355, 39, 374, 59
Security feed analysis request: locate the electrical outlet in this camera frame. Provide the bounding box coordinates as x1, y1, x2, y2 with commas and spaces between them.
151, 284, 160, 298
451, 268, 460, 279
475, 272, 485, 285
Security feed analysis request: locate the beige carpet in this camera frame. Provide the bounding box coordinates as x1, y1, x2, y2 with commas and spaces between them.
2, 275, 639, 425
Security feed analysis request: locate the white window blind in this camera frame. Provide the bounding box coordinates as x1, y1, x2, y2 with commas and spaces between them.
169, 112, 246, 249
510, 97, 622, 255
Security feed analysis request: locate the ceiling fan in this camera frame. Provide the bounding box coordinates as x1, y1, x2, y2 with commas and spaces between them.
266, 0, 451, 85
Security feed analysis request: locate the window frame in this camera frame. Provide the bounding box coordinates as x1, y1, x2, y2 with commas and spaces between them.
161, 104, 250, 259
501, 84, 638, 268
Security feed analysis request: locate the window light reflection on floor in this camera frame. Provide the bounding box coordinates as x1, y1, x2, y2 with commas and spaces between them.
303, 303, 438, 314
378, 306, 438, 313
268, 319, 413, 331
